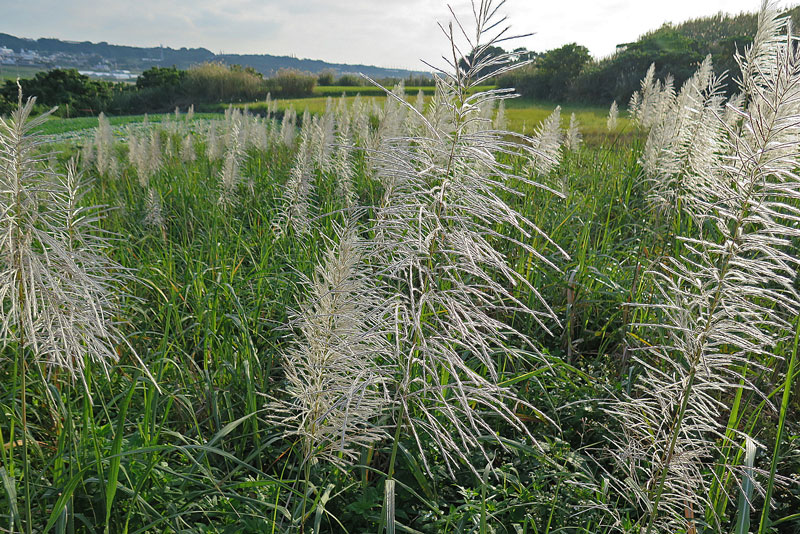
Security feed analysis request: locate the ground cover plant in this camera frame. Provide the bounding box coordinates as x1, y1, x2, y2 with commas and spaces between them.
0, 1, 798, 533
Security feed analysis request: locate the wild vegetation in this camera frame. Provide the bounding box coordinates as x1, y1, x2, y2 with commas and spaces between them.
498, 4, 800, 104
0, 1, 798, 533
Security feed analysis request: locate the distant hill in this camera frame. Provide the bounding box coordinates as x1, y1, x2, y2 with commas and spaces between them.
0, 32, 430, 79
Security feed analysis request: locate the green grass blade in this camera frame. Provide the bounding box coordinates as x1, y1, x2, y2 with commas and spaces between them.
758, 314, 800, 534
104, 381, 137, 533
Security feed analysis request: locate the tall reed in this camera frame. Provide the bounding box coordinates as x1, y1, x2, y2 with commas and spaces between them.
608, 3, 800, 532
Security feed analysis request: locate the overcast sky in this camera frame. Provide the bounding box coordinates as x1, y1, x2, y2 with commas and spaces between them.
0, 0, 777, 70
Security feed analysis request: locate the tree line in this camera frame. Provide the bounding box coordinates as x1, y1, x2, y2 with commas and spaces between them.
497, 4, 800, 105
0, 63, 319, 117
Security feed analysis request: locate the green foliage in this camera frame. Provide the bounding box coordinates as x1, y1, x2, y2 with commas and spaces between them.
335, 73, 364, 87
0, 68, 119, 117
500, 5, 800, 104
458, 45, 508, 80
263, 68, 317, 97
582, 28, 703, 104
136, 65, 187, 90
499, 43, 591, 100
185, 61, 267, 103
317, 69, 336, 86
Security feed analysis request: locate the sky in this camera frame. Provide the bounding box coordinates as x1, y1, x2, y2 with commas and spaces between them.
0, 0, 778, 71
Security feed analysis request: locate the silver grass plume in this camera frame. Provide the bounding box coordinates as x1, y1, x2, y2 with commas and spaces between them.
306, 115, 331, 174
273, 223, 393, 466
529, 105, 562, 174
147, 130, 163, 185
371, 82, 409, 151
629, 65, 676, 130
126, 129, 148, 187
280, 106, 297, 147
186, 104, 194, 122
264, 93, 274, 120
414, 89, 426, 115
279, 122, 315, 236
205, 123, 224, 161
218, 121, 245, 207
332, 121, 357, 209
640, 55, 729, 216
493, 99, 507, 131
143, 186, 165, 232
565, 112, 582, 151
93, 112, 115, 176
349, 95, 371, 146
128, 127, 162, 188
180, 133, 196, 163
607, 101, 619, 131
370, 0, 567, 476
608, 3, 800, 532
0, 94, 139, 386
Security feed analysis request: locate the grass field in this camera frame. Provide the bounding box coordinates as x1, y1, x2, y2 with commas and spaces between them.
1, 5, 798, 533
1, 76, 795, 533
234, 91, 628, 140
36, 112, 223, 137
312, 84, 493, 97
0, 64, 43, 81
40, 94, 627, 144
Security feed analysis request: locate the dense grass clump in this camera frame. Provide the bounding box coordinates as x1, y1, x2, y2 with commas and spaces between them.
0, 1, 798, 533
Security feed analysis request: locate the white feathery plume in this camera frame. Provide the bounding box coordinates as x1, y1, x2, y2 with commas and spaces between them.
630, 64, 677, 130
493, 98, 507, 131
274, 223, 393, 466
349, 95, 371, 146
0, 93, 140, 386
332, 120, 357, 209
93, 112, 115, 176
218, 121, 245, 207
180, 133, 196, 163
126, 128, 158, 188
608, 4, 800, 532
641, 55, 728, 216
280, 106, 298, 147
369, 0, 567, 477
205, 123, 224, 162
607, 101, 619, 131
143, 187, 165, 231
279, 123, 315, 236
564, 112, 582, 151
530, 105, 562, 175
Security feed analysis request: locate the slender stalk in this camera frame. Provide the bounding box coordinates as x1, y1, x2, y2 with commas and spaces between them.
20, 352, 31, 534
757, 314, 800, 534
378, 403, 406, 534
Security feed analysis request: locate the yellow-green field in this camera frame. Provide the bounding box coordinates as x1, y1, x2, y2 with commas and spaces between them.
239, 92, 631, 140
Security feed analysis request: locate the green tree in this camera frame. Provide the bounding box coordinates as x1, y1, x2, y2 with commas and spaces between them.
459, 45, 508, 80
136, 65, 186, 90
1, 69, 117, 116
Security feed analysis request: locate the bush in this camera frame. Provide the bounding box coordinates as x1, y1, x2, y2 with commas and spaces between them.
336, 74, 364, 87
317, 69, 336, 86
1, 69, 119, 117
184, 62, 267, 103
264, 69, 316, 98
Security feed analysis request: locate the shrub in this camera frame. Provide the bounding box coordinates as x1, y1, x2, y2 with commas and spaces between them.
335, 74, 364, 87
1, 69, 119, 117
184, 61, 267, 103
264, 68, 316, 98
317, 69, 336, 86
